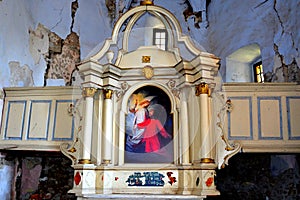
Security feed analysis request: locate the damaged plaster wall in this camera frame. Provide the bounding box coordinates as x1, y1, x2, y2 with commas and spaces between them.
44, 31, 80, 86
43, 0, 81, 86
0, 0, 299, 90
0, 0, 211, 90
207, 0, 300, 82
0, 0, 74, 88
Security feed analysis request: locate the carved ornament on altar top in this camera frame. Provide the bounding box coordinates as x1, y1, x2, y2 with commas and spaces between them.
143, 65, 154, 80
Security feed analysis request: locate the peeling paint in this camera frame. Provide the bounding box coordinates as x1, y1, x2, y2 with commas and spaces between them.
9, 61, 34, 87
182, 0, 203, 29
29, 23, 50, 65
106, 0, 116, 26
267, 44, 300, 83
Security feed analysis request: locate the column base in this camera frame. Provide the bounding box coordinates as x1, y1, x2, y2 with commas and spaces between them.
78, 159, 92, 164
200, 158, 215, 164
101, 159, 111, 165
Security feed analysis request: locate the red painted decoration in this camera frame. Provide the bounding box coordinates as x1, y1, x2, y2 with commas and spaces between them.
167, 172, 177, 185
205, 177, 214, 187
74, 171, 81, 185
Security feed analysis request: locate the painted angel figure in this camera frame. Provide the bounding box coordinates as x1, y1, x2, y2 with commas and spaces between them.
126, 96, 153, 152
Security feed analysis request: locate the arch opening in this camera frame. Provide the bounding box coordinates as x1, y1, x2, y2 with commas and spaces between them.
226, 44, 263, 82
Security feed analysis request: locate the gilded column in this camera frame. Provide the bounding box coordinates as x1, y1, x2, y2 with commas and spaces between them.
195, 83, 214, 164
102, 89, 113, 165
79, 87, 97, 164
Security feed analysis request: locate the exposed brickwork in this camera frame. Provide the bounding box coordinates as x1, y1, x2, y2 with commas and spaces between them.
45, 31, 80, 86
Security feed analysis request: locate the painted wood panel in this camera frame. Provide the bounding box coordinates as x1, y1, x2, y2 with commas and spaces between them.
4, 101, 26, 139
52, 100, 74, 140
258, 97, 282, 139
287, 97, 300, 139
27, 100, 51, 140
228, 97, 252, 140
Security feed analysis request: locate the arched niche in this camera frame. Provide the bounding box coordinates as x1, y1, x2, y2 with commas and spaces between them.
226, 43, 262, 82
118, 82, 178, 165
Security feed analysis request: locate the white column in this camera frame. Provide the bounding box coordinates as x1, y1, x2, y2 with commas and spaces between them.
79, 87, 97, 164
102, 89, 113, 165
180, 88, 190, 165
196, 83, 214, 164
208, 95, 216, 161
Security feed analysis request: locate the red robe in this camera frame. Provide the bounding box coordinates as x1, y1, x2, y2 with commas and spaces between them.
137, 118, 170, 153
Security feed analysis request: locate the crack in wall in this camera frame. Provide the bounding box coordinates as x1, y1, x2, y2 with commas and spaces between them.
269, 44, 300, 83
49, 8, 64, 31
267, 0, 300, 83
43, 0, 81, 86
273, 0, 284, 35
254, 0, 269, 9
70, 0, 78, 32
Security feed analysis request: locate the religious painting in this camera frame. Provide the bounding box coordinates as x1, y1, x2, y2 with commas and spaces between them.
125, 86, 173, 163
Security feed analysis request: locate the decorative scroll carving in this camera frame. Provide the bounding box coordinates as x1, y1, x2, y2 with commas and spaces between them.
60, 98, 83, 165
166, 79, 180, 99
215, 93, 241, 168
116, 82, 129, 100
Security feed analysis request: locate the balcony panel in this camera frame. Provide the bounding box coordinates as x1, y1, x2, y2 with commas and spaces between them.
227, 97, 252, 140
4, 101, 26, 140
52, 100, 74, 141
0, 86, 81, 151
258, 97, 282, 139
287, 97, 300, 139
27, 100, 51, 140
222, 83, 300, 153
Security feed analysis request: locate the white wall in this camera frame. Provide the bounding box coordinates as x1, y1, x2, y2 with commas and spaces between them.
226, 58, 253, 82
207, 0, 300, 80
